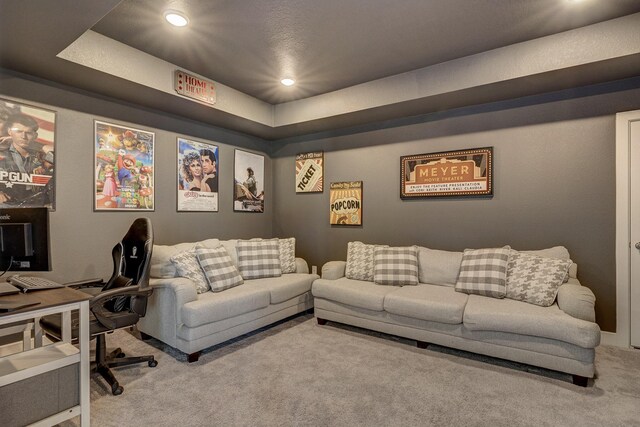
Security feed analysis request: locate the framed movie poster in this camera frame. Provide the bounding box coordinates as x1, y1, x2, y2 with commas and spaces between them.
234, 149, 264, 212
330, 181, 362, 225
295, 151, 323, 193
177, 138, 219, 212
0, 98, 56, 209
400, 147, 493, 199
94, 121, 155, 211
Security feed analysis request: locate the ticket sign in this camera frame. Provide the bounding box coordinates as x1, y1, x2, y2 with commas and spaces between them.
295, 152, 324, 193
401, 147, 493, 198
175, 70, 216, 105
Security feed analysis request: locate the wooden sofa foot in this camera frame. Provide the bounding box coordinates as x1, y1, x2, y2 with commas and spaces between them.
187, 352, 201, 363
416, 340, 429, 349
317, 318, 328, 325
572, 375, 588, 387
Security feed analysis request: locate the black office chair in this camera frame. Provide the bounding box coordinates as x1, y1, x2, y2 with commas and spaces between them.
40, 217, 157, 395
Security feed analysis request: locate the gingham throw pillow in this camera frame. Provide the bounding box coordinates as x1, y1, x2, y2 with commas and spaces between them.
373, 246, 419, 286
196, 246, 244, 292
346, 241, 387, 282
237, 239, 282, 279
278, 237, 296, 274
170, 248, 210, 294
455, 246, 511, 298
506, 250, 572, 306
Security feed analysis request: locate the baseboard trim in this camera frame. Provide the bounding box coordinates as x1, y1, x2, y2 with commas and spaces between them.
601, 331, 629, 348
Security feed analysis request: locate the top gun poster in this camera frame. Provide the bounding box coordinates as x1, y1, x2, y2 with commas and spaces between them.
400, 147, 493, 198
0, 98, 56, 209
94, 121, 155, 211
295, 151, 323, 193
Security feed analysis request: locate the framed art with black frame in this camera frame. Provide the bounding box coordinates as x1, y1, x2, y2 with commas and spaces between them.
400, 147, 493, 199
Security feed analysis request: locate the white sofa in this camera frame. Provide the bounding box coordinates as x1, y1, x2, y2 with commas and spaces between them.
138, 238, 318, 362
312, 244, 601, 386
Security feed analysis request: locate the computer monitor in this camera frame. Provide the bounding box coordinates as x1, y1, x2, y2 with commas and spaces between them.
0, 207, 50, 271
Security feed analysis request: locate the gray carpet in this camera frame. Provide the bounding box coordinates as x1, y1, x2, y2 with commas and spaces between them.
62, 314, 640, 427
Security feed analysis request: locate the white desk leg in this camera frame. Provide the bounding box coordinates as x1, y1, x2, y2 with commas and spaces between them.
22, 323, 32, 351
79, 300, 90, 427
33, 317, 43, 347
62, 311, 72, 343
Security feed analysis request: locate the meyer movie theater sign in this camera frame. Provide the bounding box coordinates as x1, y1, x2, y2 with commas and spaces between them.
175, 70, 217, 105
400, 147, 493, 198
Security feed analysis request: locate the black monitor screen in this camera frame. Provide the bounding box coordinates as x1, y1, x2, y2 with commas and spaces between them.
0, 207, 50, 271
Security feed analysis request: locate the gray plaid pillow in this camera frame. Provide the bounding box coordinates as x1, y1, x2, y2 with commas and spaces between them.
373, 246, 419, 286
346, 241, 387, 281
237, 239, 282, 279
170, 248, 210, 294
279, 237, 296, 274
506, 250, 572, 306
196, 246, 244, 292
455, 246, 511, 298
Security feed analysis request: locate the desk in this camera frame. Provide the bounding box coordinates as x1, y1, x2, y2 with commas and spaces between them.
0, 287, 92, 426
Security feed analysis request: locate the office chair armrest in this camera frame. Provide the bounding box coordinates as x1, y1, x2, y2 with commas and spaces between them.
90, 285, 153, 330
64, 278, 104, 289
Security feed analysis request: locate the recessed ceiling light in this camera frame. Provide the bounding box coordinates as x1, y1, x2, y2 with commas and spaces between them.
281, 78, 295, 86
164, 10, 189, 27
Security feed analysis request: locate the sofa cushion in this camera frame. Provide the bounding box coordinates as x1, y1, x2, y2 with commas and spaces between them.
181, 285, 271, 327
417, 247, 463, 287
237, 239, 282, 279
506, 250, 572, 306
346, 241, 386, 281
196, 246, 244, 292
244, 273, 315, 304
455, 246, 510, 298
312, 277, 396, 311
383, 284, 468, 324
279, 237, 297, 274
463, 294, 600, 348
557, 283, 596, 322
151, 239, 220, 278
170, 248, 210, 294
373, 246, 419, 286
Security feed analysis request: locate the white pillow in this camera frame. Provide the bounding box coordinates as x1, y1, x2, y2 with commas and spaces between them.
279, 237, 296, 274
196, 246, 244, 292
506, 250, 572, 307
455, 246, 511, 298
345, 241, 387, 282
170, 248, 210, 293
373, 246, 419, 286
236, 239, 282, 279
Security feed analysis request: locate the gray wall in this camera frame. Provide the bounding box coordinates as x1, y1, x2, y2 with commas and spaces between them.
272, 78, 640, 333
4, 68, 640, 333
0, 71, 272, 283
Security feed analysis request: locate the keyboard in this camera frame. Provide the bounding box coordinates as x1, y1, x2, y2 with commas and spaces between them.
9, 275, 65, 292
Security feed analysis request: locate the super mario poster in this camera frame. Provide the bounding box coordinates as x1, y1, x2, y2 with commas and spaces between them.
0, 98, 56, 209
94, 121, 154, 211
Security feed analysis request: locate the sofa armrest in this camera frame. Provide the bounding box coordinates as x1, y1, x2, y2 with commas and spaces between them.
322, 261, 346, 280
137, 277, 198, 346
557, 282, 596, 323
295, 257, 310, 274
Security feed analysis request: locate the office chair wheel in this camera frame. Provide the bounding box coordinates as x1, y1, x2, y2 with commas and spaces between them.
115, 352, 125, 358
148, 359, 158, 367
112, 384, 124, 396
